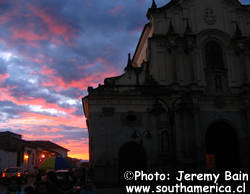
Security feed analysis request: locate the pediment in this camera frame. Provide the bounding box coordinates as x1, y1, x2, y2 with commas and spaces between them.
159, 0, 245, 10
151, 0, 249, 15
148, 0, 250, 37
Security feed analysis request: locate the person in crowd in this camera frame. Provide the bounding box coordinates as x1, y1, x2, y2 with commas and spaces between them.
2, 179, 24, 194
7, 179, 22, 193
80, 167, 86, 185
81, 181, 96, 194
46, 171, 60, 194
69, 169, 77, 185
34, 181, 47, 194
35, 168, 42, 182
24, 186, 35, 194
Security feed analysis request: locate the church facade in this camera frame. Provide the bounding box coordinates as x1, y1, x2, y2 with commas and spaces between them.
82, 0, 250, 184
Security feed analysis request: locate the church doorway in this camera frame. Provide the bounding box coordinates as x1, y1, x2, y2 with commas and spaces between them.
118, 141, 147, 183
205, 122, 239, 170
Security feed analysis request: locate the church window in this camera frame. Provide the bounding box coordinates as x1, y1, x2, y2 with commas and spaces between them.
126, 114, 137, 122
204, 40, 228, 93
205, 41, 224, 69
214, 74, 223, 92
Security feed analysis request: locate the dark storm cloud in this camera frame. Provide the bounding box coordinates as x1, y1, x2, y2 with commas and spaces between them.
0, 1, 11, 11
17, 0, 150, 84
0, 60, 7, 74
59, 130, 87, 141
0, 100, 26, 118
3, 79, 58, 104
11, 125, 87, 142
1, 0, 150, 87
72, 105, 84, 116
60, 88, 83, 99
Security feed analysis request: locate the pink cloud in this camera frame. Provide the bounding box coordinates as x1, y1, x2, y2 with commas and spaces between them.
41, 71, 118, 91
28, 4, 77, 43
23, 133, 64, 141
0, 84, 77, 117
0, 73, 9, 83
33, 127, 63, 133
19, 51, 54, 65
129, 24, 144, 34
50, 37, 64, 45
12, 27, 48, 41
108, 5, 124, 16
2, 111, 85, 129
137, 0, 146, 5
86, 1, 92, 7
41, 65, 55, 75
0, 12, 12, 24
41, 57, 120, 91
0, 6, 21, 25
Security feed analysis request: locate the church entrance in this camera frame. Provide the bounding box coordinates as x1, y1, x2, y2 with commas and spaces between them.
118, 141, 147, 183
205, 122, 239, 170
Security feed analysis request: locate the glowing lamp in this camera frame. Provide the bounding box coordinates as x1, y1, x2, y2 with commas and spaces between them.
17, 172, 21, 177
24, 154, 29, 160
2, 173, 6, 178
41, 154, 45, 159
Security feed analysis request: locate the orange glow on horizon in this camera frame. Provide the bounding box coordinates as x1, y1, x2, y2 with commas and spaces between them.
19, 134, 89, 160
68, 153, 89, 161
58, 139, 89, 160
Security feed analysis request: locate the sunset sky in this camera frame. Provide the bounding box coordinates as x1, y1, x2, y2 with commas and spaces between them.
0, 0, 249, 160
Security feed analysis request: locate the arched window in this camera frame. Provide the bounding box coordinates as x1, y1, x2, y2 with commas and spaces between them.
205, 41, 224, 69
204, 41, 228, 93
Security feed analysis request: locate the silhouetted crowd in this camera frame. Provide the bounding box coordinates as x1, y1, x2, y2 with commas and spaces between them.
2, 167, 96, 194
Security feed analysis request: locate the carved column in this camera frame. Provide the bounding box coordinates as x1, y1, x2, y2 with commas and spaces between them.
227, 50, 237, 87
244, 51, 250, 84
175, 47, 185, 84
189, 52, 195, 84
193, 50, 205, 86
174, 110, 184, 165
191, 102, 204, 169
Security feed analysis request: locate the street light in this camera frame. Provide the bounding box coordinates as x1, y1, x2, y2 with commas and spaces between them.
24, 154, 29, 160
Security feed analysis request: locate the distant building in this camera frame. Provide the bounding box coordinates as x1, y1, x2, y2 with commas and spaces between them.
83, 0, 250, 185
0, 131, 22, 139
0, 131, 69, 171
29, 141, 69, 158
0, 132, 25, 170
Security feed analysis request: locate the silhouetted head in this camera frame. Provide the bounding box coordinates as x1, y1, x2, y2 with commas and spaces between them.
47, 171, 57, 182
24, 185, 35, 194
36, 182, 47, 194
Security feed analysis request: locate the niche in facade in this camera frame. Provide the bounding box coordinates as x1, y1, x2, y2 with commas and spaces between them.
102, 107, 115, 117
204, 40, 229, 93
121, 111, 142, 127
